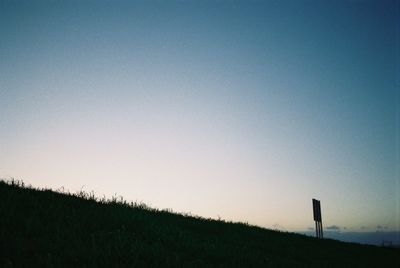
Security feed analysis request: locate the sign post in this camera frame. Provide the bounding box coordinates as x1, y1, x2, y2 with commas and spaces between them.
312, 198, 323, 238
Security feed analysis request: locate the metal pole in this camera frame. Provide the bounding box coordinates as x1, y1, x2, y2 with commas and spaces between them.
320, 221, 323, 238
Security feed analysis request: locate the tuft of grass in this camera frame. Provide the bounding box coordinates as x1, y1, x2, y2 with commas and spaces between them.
0, 179, 399, 267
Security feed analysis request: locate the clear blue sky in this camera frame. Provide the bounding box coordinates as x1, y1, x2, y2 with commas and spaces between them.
0, 0, 398, 232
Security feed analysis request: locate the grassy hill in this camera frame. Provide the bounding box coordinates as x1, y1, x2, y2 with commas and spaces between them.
0, 180, 398, 267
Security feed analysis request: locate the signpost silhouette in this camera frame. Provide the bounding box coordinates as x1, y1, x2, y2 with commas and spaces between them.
312, 199, 323, 238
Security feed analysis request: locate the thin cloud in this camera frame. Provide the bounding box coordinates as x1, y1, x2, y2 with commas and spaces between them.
326, 225, 340, 230
376, 225, 389, 230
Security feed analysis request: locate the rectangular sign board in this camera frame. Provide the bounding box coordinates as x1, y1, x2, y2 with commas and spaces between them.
312, 198, 321, 222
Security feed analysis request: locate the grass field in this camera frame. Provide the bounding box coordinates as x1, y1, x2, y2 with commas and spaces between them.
0, 179, 398, 267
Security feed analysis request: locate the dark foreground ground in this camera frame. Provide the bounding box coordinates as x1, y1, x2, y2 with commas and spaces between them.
0, 180, 398, 267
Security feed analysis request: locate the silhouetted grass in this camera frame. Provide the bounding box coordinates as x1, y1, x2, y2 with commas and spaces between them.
0, 179, 398, 267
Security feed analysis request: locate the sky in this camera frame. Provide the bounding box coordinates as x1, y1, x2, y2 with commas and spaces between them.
0, 0, 399, 233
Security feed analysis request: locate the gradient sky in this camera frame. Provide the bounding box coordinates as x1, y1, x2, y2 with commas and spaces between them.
0, 0, 399, 232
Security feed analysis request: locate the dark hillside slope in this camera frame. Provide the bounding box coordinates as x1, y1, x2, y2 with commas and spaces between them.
0, 180, 398, 267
